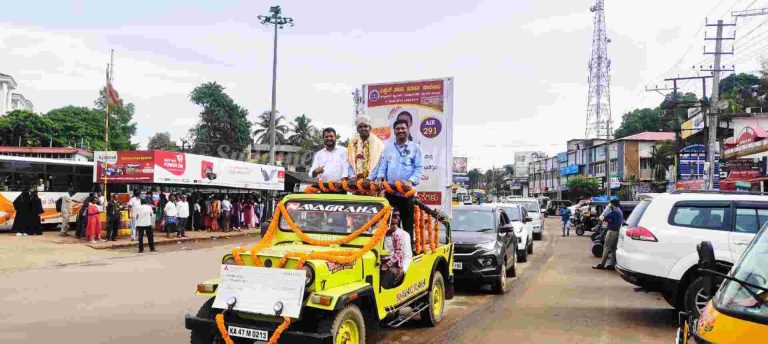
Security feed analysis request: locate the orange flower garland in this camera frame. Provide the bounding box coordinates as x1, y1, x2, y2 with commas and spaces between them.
341, 179, 355, 193
215, 313, 236, 344
433, 220, 440, 250
426, 213, 434, 253
355, 179, 366, 195
382, 181, 396, 195
413, 207, 421, 254
268, 317, 292, 344
304, 186, 319, 193
328, 181, 339, 192
420, 209, 428, 253
280, 204, 391, 246
318, 179, 330, 193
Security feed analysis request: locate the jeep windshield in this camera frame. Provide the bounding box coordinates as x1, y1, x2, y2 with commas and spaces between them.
280, 200, 384, 235
714, 223, 768, 322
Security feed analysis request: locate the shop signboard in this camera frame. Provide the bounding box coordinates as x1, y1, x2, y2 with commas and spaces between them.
557, 152, 568, 163
560, 164, 579, 176
362, 78, 454, 213
94, 151, 285, 190
609, 173, 621, 189
681, 112, 704, 139
678, 144, 719, 190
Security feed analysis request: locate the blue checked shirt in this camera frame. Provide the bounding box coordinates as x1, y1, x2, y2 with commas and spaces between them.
369, 141, 424, 186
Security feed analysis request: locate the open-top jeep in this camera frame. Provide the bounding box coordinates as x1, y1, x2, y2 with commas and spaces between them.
185, 186, 453, 344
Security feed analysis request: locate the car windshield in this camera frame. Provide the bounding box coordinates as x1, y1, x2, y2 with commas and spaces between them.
715, 224, 768, 321
279, 200, 383, 235
511, 201, 539, 212
500, 207, 521, 222
452, 209, 495, 232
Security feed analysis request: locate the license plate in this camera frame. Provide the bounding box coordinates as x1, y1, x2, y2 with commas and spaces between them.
228, 326, 268, 341
453, 262, 463, 270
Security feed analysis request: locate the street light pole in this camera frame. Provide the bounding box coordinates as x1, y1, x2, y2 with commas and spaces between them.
259, 6, 294, 165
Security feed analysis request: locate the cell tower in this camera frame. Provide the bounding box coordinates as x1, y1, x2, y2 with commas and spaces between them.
584, 0, 613, 139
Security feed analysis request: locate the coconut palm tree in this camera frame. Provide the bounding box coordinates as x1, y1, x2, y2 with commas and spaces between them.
253, 110, 289, 144
650, 140, 675, 182
287, 114, 318, 145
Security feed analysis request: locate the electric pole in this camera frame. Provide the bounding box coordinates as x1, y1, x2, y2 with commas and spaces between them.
704, 19, 735, 190
258, 6, 294, 165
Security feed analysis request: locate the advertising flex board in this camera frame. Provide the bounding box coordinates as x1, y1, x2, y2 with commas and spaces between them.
362, 78, 454, 213
95, 151, 285, 190
452, 157, 467, 174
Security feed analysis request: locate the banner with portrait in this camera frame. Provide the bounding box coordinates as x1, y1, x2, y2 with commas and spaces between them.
361, 78, 454, 214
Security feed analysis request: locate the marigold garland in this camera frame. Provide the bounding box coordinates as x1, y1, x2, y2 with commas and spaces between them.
328, 181, 339, 192
318, 179, 330, 193
280, 203, 391, 246
341, 179, 355, 193
433, 220, 440, 250
413, 207, 422, 254
215, 314, 235, 344
382, 181, 396, 195
304, 186, 319, 193
420, 209, 428, 253
426, 213, 434, 253
268, 317, 292, 344
355, 179, 366, 195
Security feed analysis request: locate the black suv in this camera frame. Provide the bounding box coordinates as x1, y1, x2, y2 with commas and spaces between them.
452, 205, 520, 294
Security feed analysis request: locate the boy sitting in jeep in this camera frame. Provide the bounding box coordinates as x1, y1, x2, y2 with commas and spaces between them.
381, 209, 413, 288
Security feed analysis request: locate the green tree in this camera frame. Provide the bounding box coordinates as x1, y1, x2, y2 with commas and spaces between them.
650, 140, 675, 182
93, 87, 138, 150
613, 108, 662, 138
719, 73, 762, 112
287, 114, 318, 145
189, 82, 252, 158
45, 106, 136, 150
566, 176, 600, 201
253, 110, 289, 145
147, 132, 178, 151
0, 110, 54, 146
467, 168, 483, 189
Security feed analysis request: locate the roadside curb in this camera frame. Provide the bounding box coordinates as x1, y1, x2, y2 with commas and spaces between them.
86, 230, 258, 250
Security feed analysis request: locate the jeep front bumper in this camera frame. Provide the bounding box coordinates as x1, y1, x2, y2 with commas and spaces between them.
185, 313, 333, 344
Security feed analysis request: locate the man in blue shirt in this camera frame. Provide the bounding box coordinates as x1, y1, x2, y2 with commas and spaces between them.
370, 119, 424, 238
594, 199, 623, 270
560, 204, 572, 237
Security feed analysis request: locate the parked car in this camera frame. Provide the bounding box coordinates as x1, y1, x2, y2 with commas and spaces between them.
492, 203, 534, 262
452, 205, 518, 294
616, 190, 768, 315
508, 198, 544, 240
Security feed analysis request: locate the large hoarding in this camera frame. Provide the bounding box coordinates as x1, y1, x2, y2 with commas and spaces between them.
362, 78, 454, 213
94, 151, 285, 190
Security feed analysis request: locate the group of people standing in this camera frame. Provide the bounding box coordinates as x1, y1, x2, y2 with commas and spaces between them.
11, 190, 45, 236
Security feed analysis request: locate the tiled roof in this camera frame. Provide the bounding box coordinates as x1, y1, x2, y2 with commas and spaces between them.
617, 131, 675, 141
0, 146, 93, 157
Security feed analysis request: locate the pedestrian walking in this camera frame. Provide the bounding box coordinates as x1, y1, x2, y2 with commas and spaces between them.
176, 195, 189, 237
134, 198, 156, 253
106, 194, 121, 241
29, 191, 44, 235
164, 194, 178, 238
127, 190, 141, 241
85, 198, 104, 243
593, 199, 623, 270
560, 204, 572, 237
12, 191, 33, 236
221, 195, 232, 232
59, 190, 79, 237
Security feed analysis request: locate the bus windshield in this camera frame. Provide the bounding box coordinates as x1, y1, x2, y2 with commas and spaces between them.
715, 224, 768, 322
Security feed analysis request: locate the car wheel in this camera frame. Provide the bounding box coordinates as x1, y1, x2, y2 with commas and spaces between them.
591, 243, 604, 258
517, 245, 528, 263
576, 227, 585, 236
419, 271, 445, 326
684, 276, 713, 315
323, 304, 367, 344
190, 298, 216, 344
527, 238, 534, 254
493, 261, 508, 294
533, 232, 542, 241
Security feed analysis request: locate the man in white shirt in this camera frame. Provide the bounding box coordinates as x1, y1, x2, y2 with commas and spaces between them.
133, 198, 156, 253
176, 195, 190, 237
381, 209, 412, 288
164, 194, 179, 238
309, 128, 350, 182
59, 190, 78, 237
127, 190, 142, 241
221, 195, 232, 232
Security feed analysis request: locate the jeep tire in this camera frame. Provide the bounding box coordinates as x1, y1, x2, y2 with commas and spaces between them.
190, 298, 216, 344
322, 304, 367, 344
420, 271, 445, 326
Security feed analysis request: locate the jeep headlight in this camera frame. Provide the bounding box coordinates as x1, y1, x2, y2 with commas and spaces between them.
301, 265, 315, 287
222, 257, 237, 265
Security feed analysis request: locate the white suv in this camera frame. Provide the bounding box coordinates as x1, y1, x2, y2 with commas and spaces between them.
508, 198, 544, 240
616, 191, 768, 315
493, 203, 534, 263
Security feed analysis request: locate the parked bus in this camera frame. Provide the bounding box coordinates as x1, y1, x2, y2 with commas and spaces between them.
0, 156, 93, 230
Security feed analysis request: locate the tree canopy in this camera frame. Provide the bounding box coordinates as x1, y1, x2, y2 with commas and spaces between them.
0, 110, 54, 147
189, 82, 252, 158
253, 110, 289, 145
566, 176, 600, 200
147, 132, 178, 151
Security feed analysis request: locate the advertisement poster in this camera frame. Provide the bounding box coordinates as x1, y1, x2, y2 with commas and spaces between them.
94, 150, 155, 183
452, 157, 467, 174
94, 151, 285, 191
362, 78, 454, 213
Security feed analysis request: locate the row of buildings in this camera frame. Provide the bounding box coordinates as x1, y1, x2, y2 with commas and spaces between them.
0, 73, 34, 115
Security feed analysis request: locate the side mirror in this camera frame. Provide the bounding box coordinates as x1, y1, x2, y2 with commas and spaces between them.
260, 221, 271, 238
499, 223, 514, 233
524, 217, 533, 223
697, 241, 717, 299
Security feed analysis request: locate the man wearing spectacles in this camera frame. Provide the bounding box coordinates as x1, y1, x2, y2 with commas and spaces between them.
369, 119, 424, 238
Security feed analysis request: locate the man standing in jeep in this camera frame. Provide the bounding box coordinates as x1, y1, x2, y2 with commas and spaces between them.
370, 119, 424, 238
382, 209, 412, 288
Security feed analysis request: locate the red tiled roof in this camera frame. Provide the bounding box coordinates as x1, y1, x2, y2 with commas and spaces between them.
618, 132, 676, 141
0, 146, 93, 157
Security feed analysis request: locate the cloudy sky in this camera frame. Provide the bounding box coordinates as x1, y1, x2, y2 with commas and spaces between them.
1, 0, 766, 170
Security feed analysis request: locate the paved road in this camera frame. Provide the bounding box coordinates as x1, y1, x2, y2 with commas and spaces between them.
1, 219, 676, 343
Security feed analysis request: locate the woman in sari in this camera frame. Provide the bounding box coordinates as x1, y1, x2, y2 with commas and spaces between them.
85, 198, 104, 243
210, 195, 221, 231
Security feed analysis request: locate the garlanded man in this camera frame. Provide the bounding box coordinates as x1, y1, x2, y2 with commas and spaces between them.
347, 115, 385, 180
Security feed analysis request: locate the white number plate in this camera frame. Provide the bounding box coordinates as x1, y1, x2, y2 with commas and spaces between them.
228, 326, 268, 341
453, 262, 463, 270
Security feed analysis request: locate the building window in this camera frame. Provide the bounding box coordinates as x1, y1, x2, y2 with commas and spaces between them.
610, 159, 618, 173
640, 158, 652, 170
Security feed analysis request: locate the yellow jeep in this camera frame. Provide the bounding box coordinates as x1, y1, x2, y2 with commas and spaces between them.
185, 191, 454, 344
